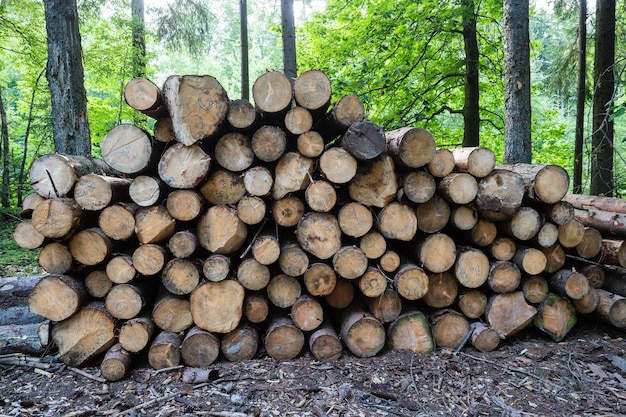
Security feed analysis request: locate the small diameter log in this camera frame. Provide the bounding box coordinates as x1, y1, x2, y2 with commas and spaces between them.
333, 246, 368, 280
544, 201, 575, 225
297, 131, 325, 158
454, 247, 490, 289
423, 272, 458, 308
101, 343, 132, 382
470, 322, 500, 353
251, 234, 281, 266
29, 153, 117, 199
267, 274, 302, 308
118, 315, 155, 353
284, 107, 313, 135
437, 173, 478, 205
74, 174, 131, 211
486, 292, 538, 337
153, 117, 175, 143
13, 220, 45, 250
415, 233, 457, 273
521, 275, 549, 304
161, 258, 201, 295
309, 322, 343, 361
577, 264, 605, 289
291, 295, 324, 331
197, 205, 247, 254
357, 267, 388, 298
348, 154, 399, 208
513, 246, 548, 276
124, 77, 168, 118
214, 132, 254, 172
387, 310, 434, 354
489, 237, 517, 261
339, 305, 386, 358
243, 292, 269, 323
132, 244, 168, 276
367, 288, 402, 323
106, 254, 137, 284
158, 143, 212, 189
324, 278, 354, 309
487, 261, 522, 294
338, 202, 373, 238
427, 148, 455, 178
237, 257, 270, 290
38, 242, 73, 274
319, 147, 358, 185
0, 322, 50, 355
385, 127, 436, 168
221, 322, 259, 362
251, 125, 287, 163
595, 289, 626, 329
600, 239, 626, 267
457, 290, 488, 319
341, 121, 386, 161
430, 310, 470, 349
533, 295, 577, 342
501, 206, 542, 241
52, 301, 116, 366
378, 202, 418, 242
152, 292, 193, 333
85, 270, 113, 298
558, 218, 586, 248
572, 287, 600, 314
575, 227, 603, 259
379, 251, 401, 273
279, 243, 310, 277
190, 280, 245, 333
403, 170, 436, 204
165, 190, 205, 222
541, 243, 566, 273
32, 197, 82, 240
451, 146, 496, 178
228, 98, 258, 131
394, 264, 429, 301
304, 263, 337, 297
129, 176, 168, 207
563, 193, 626, 214
265, 315, 305, 361
168, 230, 199, 259
305, 180, 337, 213
272, 196, 305, 227
533, 222, 559, 248
296, 212, 342, 260
316, 94, 365, 140
294, 69, 332, 113
202, 254, 231, 282
573, 207, 626, 238
163, 74, 229, 145
181, 326, 220, 368
359, 231, 387, 260
200, 169, 246, 206
549, 269, 590, 300
416, 195, 450, 234
100, 124, 157, 175
148, 331, 182, 370
244, 166, 273, 197
99, 203, 138, 240
237, 196, 266, 226
105, 283, 150, 320
272, 152, 314, 199
252, 70, 293, 115
474, 169, 525, 221
68, 227, 114, 266
468, 219, 497, 247
28, 274, 88, 322
21, 192, 45, 218
603, 273, 626, 298
135, 206, 176, 245
449, 205, 479, 231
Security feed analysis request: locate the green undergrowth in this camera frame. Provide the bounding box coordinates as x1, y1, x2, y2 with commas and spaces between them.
0, 208, 42, 278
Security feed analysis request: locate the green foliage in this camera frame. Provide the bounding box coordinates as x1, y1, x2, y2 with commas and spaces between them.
0, 208, 42, 277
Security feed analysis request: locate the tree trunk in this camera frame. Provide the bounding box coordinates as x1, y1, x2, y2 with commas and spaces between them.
135, 205, 176, 245
243, 292, 269, 323
132, 243, 168, 276
332, 246, 368, 280
0, 86, 10, 207
85, 270, 113, 299
489, 237, 516, 261
357, 267, 387, 298
267, 274, 301, 308
437, 173, 478, 205
316, 94, 365, 140
572, 207, 626, 238
415, 233, 457, 273
197, 205, 247, 254
167, 230, 199, 259
303, 263, 337, 297
281, 0, 297, 82
461, 0, 480, 148
237, 257, 270, 291
573, 0, 587, 194
239, 0, 250, 99
296, 212, 342, 260
394, 264, 429, 301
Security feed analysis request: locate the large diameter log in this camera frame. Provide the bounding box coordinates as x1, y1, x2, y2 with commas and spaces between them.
595, 289, 626, 329
214, 132, 254, 172
294, 69, 332, 113
387, 310, 434, 354
158, 143, 212, 189
309, 322, 342, 361
135, 206, 176, 244
572, 207, 626, 238
252, 70, 293, 115
124, 77, 168, 119
100, 124, 157, 175
99, 202, 139, 240
190, 280, 245, 333
415, 233, 457, 273
13, 220, 45, 250
31, 197, 82, 239
431, 310, 470, 349
197, 205, 247, 254
29, 153, 117, 198
341, 121, 386, 161
181, 326, 220, 368
265, 315, 305, 361
533, 294, 577, 342
475, 169, 525, 221
348, 154, 398, 208
385, 127, 436, 168
163, 74, 229, 145
498, 163, 570, 204
0, 322, 50, 355
148, 331, 182, 370
486, 291, 537, 337
296, 212, 342, 260
272, 152, 314, 199
28, 274, 87, 322
74, 174, 131, 211
549, 269, 590, 300
221, 322, 259, 362
378, 202, 418, 242
339, 305, 386, 358
51, 301, 116, 366
100, 343, 132, 382
451, 146, 496, 178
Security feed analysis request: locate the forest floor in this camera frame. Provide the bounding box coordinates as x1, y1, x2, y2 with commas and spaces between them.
0, 317, 625, 417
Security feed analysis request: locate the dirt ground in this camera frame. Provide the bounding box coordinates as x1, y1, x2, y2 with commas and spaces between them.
1, 316, 625, 417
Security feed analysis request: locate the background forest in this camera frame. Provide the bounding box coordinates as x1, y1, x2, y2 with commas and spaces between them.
0, 0, 625, 210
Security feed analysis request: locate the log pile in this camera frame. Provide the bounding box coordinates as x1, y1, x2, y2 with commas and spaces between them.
10, 70, 626, 381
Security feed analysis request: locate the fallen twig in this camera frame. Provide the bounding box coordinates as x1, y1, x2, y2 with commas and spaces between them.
68, 366, 107, 383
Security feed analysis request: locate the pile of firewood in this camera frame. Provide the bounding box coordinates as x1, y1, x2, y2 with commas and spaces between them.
9, 69, 626, 382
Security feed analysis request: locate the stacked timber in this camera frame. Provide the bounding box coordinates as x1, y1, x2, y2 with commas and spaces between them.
10, 69, 626, 381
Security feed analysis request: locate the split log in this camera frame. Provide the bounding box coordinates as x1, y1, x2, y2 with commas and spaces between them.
422, 272, 458, 308
237, 257, 270, 291
243, 166, 273, 197
135, 206, 176, 245
437, 173, 478, 205
279, 243, 310, 277
394, 263, 429, 301
85, 270, 113, 298
227, 98, 258, 131
168, 230, 199, 259
118, 315, 155, 353
158, 143, 212, 189
32, 197, 82, 239
264, 315, 305, 361
386, 309, 434, 353
267, 274, 301, 308
338, 202, 373, 238
202, 254, 231, 282
427, 148, 455, 178
100, 343, 132, 382
148, 331, 182, 370
562, 193, 626, 214
451, 146, 496, 178
163, 74, 229, 145
487, 261, 521, 294
533, 295, 577, 342
28, 274, 88, 322
291, 294, 324, 331
296, 212, 342, 260
284, 106, 313, 135
430, 310, 470, 349
74, 174, 131, 211
549, 269, 590, 300
520, 275, 549, 304
474, 169, 525, 221
308, 322, 343, 361
132, 244, 168, 276
332, 246, 368, 280
190, 280, 245, 333
214, 132, 254, 172
243, 292, 269, 323
378, 202, 418, 242
29, 153, 117, 198
348, 154, 398, 208
416, 195, 450, 234
38, 242, 73, 274
572, 207, 626, 238
402, 170, 436, 204
251, 125, 287, 162
161, 258, 201, 295
304, 263, 337, 297
324, 278, 354, 309
470, 322, 500, 352
52, 301, 116, 366
165, 190, 205, 222
98, 203, 138, 240
415, 233, 457, 273
486, 291, 537, 337
100, 124, 157, 175
106, 254, 137, 284
197, 205, 247, 254
457, 289, 488, 319
105, 282, 150, 320
180, 326, 220, 368
489, 237, 517, 261
294, 69, 332, 114
272, 152, 314, 199
498, 163, 570, 204
123, 77, 168, 119
252, 70, 293, 115
359, 231, 387, 260
221, 322, 259, 362
152, 292, 193, 333
341, 121, 386, 161
367, 288, 402, 323
595, 289, 626, 329
385, 127, 436, 168
357, 267, 388, 298
339, 305, 386, 358
454, 247, 490, 289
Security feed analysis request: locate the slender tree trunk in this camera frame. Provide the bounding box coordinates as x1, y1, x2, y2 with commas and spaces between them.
0, 85, 9, 207
281, 0, 297, 83
573, 0, 587, 194
43, 0, 91, 156
503, 0, 531, 163
590, 0, 615, 197
240, 0, 250, 100
130, 0, 147, 128
462, 0, 480, 147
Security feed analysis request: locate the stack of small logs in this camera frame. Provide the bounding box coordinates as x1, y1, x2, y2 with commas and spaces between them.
11, 69, 626, 383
